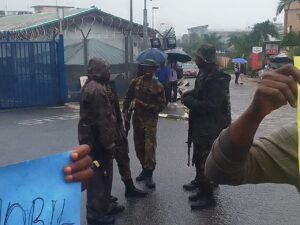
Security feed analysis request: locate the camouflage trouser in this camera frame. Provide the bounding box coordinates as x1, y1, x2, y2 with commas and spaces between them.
193, 142, 214, 194
133, 117, 157, 170
114, 137, 132, 181
86, 155, 113, 219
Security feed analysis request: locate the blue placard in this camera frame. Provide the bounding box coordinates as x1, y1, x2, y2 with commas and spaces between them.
0, 151, 80, 225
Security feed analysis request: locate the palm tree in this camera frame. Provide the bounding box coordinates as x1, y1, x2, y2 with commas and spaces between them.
202, 33, 224, 50
277, 0, 299, 15
250, 20, 279, 45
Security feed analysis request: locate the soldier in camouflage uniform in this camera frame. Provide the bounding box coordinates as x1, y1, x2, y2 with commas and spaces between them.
105, 81, 147, 198
182, 45, 231, 210
123, 59, 166, 189
78, 58, 123, 225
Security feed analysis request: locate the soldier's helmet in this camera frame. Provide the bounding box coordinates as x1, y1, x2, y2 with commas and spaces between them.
195, 44, 216, 63
140, 59, 159, 69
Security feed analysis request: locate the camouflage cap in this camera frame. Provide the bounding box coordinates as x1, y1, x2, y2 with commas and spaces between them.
195, 44, 216, 63
140, 59, 159, 68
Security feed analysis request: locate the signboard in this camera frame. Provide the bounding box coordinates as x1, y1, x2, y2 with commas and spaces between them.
252, 47, 263, 54
0, 152, 81, 225
265, 43, 279, 55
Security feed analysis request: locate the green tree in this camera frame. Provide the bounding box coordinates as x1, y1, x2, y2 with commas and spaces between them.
202, 33, 224, 51
250, 20, 279, 45
227, 34, 253, 57
277, 0, 300, 15
281, 31, 300, 46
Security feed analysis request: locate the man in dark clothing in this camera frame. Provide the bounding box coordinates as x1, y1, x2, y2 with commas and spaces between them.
78, 58, 123, 225
182, 44, 231, 210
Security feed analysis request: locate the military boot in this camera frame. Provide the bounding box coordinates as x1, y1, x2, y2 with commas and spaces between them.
190, 182, 215, 210
145, 169, 156, 189
183, 179, 201, 191
107, 202, 125, 216
124, 179, 148, 198
190, 196, 216, 210
136, 169, 146, 182
189, 190, 205, 202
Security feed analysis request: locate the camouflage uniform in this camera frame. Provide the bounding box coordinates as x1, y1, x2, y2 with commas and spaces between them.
123, 75, 166, 172
183, 45, 231, 209
106, 81, 147, 198
78, 58, 122, 221
105, 83, 132, 181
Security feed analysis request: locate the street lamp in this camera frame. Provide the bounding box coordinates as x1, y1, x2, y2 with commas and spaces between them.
152, 7, 159, 29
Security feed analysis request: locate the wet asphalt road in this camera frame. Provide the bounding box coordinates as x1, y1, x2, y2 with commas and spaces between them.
0, 79, 300, 225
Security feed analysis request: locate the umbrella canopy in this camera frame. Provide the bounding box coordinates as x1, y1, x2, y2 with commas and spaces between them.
165, 49, 192, 63
136, 48, 168, 64
232, 58, 248, 64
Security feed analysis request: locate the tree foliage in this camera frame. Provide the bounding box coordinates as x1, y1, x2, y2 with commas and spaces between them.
276, 0, 300, 15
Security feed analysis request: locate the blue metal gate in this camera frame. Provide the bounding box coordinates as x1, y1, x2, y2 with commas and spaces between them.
0, 38, 66, 109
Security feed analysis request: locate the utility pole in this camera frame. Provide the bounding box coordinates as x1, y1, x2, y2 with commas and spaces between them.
143, 0, 148, 50
129, 0, 133, 64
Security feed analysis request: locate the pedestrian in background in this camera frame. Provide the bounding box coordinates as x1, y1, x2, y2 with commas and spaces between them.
123, 59, 166, 189
234, 64, 240, 84
168, 62, 178, 102
183, 44, 231, 210
156, 62, 171, 104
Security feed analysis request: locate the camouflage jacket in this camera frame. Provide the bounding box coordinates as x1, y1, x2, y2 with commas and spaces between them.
78, 79, 121, 159
123, 76, 166, 121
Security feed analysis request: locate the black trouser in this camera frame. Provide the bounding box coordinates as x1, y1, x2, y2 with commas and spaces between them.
235, 73, 240, 84
169, 81, 177, 102
86, 155, 113, 219
193, 143, 214, 196
163, 84, 170, 104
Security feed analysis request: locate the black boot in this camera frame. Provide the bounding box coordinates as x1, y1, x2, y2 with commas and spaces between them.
183, 179, 201, 191
145, 169, 156, 189
136, 169, 146, 182
190, 183, 215, 210
107, 202, 125, 215
190, 196, 216, 210
189, 189, 205, 202
87, 215, 115, 225
124, 179, 148, 198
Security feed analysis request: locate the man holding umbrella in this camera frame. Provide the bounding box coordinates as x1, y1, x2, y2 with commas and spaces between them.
123, 59, 166, 189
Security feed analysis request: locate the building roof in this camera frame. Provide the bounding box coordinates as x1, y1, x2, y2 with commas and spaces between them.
65, 39, 127, 65
0, 7, 154, 36
187, 25, 209, 31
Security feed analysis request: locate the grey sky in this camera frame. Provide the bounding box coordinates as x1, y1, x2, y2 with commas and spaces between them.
2, 0, 284, 35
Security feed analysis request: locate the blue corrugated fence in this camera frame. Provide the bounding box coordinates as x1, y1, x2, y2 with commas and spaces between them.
0, 39, 66, 109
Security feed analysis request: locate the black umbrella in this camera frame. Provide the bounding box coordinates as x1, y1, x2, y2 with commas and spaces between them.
165, 49, 192, 63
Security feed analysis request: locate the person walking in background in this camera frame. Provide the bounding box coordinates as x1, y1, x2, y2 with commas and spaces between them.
169, 62, 178, 102
123, 59, 166, 189
156, 62, 171, 104
234, 64, 240, 84
182, 45, 231, 210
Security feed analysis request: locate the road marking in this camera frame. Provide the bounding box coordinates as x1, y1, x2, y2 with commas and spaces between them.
18, 113, 79, 126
